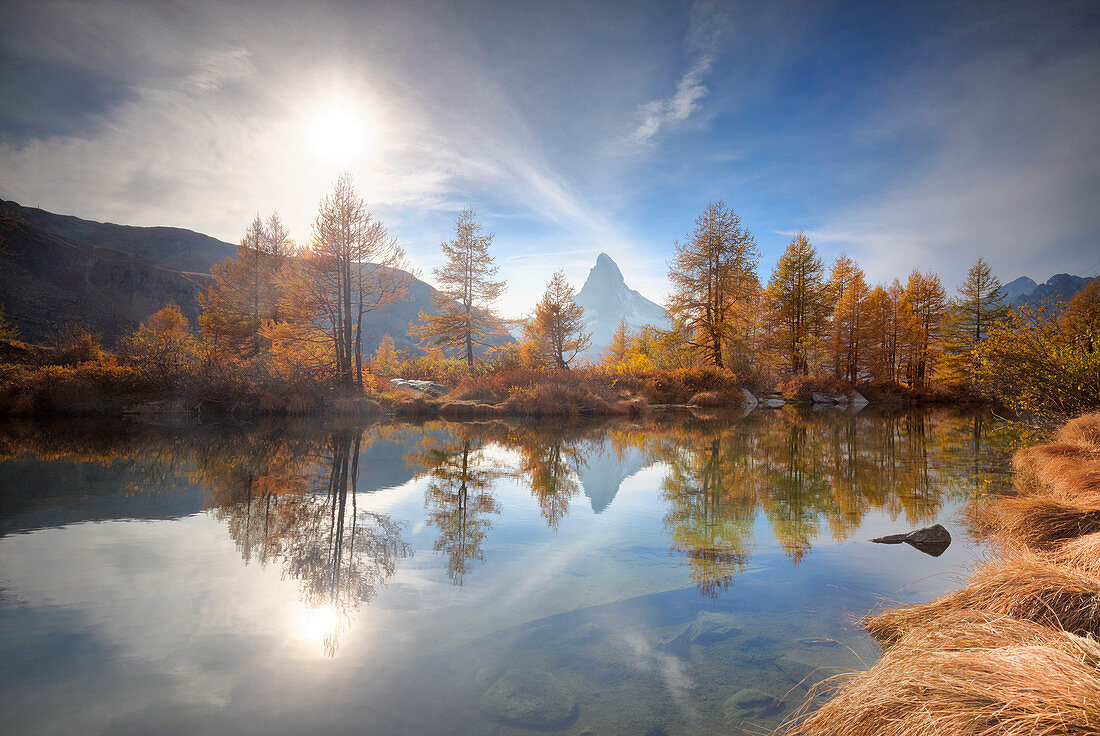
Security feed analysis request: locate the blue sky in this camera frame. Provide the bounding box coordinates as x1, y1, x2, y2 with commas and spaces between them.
1, 0, 1097, 315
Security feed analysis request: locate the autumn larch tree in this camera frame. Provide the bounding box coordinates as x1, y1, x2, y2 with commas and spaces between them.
827, 254, 870, 382
408, 209, 506, 367
763, 232, 829, 375
270, 173, 412, 388
603, 318, 633, 367
524, 270, 591, 369
901, 269, 948, 387
198, 213, 292, 364
666, 201, 759, 369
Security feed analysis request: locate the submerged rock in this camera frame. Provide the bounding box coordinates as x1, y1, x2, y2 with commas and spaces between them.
661, 611, 742, 654
479, 669, 578, 729
870, 523, 952, 557
723, 688, 784, 724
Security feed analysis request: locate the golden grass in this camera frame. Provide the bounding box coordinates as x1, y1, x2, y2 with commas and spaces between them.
784, 614, 1100, 736
1050, 532, 1100, 577
989, 496, 1100, 549
865, 554, 1100, 644
1012, 443, 1100, 505
1057, 412, 1100, 451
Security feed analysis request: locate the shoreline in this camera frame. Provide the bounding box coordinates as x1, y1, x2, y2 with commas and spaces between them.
781, 412, 1100, 735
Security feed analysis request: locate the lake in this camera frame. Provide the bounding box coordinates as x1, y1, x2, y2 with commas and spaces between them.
0, 407, 1027, 735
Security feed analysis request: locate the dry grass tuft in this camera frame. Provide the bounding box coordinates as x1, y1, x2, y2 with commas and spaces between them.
1057, 412, 1100, 451
784, 614, 1100, 736
866, 554, 1100, 644
1012, 443, 1100, 505
438, 401, 502, 420
1050, 532, 1100, 577
988, 496, 1100, 549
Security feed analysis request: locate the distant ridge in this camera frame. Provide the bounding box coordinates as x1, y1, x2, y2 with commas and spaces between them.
0, 200, 511, 355
0, 217, 209, 342
1007, 273, 1096, 309
0, 199, 236, 274
574, 253, 669, 358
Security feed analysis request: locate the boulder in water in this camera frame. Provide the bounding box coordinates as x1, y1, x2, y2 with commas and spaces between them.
723, 688, 784, 724
870, 523, 952, 557
479, 669, 578, 729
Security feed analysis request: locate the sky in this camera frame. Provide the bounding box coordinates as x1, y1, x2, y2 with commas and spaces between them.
1, 0, 1098, 316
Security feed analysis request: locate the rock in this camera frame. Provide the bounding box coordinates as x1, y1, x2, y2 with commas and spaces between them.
723, 688, 784, 724
870, 523, 952, 557
479, 669, 578, 729
760, 394, 786, 408
849, 390, 869, 407
689, 611, 742, 644
741, 389, 759, 408
811, 392, 850, 405
661, 611, 742, 654
390, 378, 449, 397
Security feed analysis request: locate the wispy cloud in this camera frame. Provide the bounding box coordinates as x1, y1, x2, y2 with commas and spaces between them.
626, 0, 728, 147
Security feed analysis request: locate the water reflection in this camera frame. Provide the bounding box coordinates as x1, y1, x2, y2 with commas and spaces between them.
410, 431, 501, 585
0, 408, 1025, 656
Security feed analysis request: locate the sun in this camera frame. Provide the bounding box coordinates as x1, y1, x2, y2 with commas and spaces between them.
308, 106, 368, 161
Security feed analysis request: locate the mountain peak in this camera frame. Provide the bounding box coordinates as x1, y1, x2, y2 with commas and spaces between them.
589, 252, 625, 285
575, 252, 669, 358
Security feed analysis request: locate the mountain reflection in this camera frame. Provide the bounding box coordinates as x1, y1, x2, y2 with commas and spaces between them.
0, 408, 1026, 639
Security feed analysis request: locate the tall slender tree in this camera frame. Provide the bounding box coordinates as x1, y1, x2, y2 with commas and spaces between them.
409, 209, 506, 366
198, 213, 292, 363
901, 269, 948, 387
524, 270, 591, 369
267, 173, 412, 388
827, 254, 870, 382
666, 201, 759, 368
943, 257, 1010, 378
763, 232, 829, 374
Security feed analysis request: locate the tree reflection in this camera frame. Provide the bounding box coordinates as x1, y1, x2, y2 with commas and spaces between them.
515, 429, 587, 529
211, 429, 411, 655
660, 435, 757, 596
410, 430, 501, 585
0, 408, 1034, 609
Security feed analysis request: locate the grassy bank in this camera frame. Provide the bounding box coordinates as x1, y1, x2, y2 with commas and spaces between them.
0, 344, 987, 419
782, 412, 1100, 735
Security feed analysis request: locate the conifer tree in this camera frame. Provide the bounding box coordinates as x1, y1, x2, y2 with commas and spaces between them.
524, 270, 591, 369
603, 318, 633, 367
371, 334, 403, 377
198, 213, 292, 363
827, 254, 870, 382
901, 270, 948, 387
409, 209, 506, 367
763, 232, 829, 374
943, 258, 1010, 371
666, 201, 759, 368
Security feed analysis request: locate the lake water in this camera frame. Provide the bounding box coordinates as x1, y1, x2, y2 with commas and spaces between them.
0, 408, 1026, 735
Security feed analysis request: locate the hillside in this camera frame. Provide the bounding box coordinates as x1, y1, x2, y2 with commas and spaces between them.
0, 201, 510, 355
0, 199, 236, 274
0, 219, 209, 342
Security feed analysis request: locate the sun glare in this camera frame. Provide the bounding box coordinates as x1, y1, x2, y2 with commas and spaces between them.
308, 107, 368, 161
